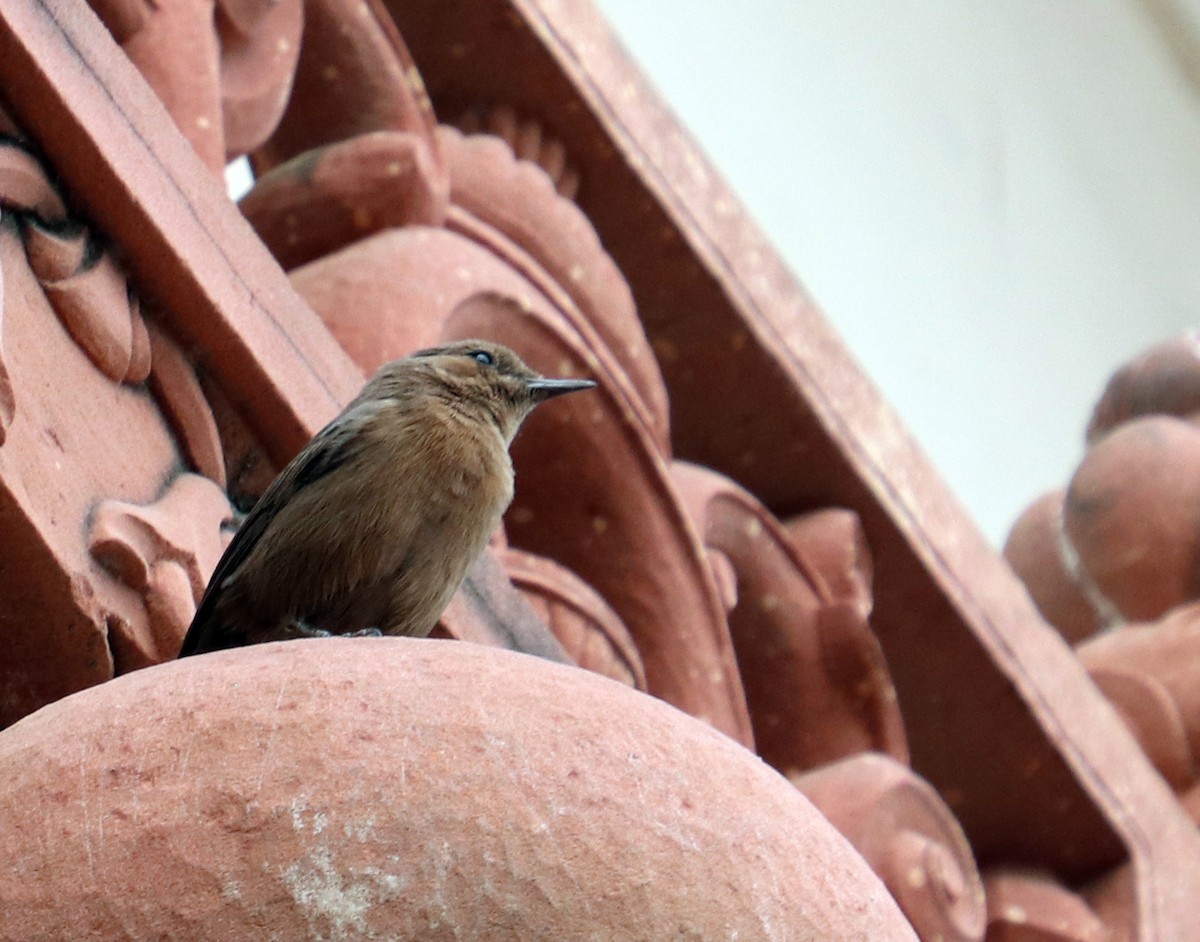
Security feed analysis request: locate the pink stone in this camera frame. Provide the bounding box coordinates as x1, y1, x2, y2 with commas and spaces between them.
1087, 333, 1200, 443
1083, 864, 1136, 942
1003, 491, 1102, 644
118, 0, 226, 174
783, 507, 875, 621
1078, 602, 1200, 788
984, 868, 1112, 942
1064, 415, 1200, 621
217, 0, 304, 158
500, 545, 647, 689
795, 753, 985, 942
241, 130, 449, 270
252, 0, 442, 174
673, 461, 907, 774
0, 639, 918, 941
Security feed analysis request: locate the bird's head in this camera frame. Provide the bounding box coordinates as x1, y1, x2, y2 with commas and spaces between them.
372, 340, 595, 443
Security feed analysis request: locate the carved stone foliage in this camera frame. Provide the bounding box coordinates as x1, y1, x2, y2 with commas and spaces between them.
1007, 334, 1200, 812
795, 753, 986, 942
0, 110, 234, 720
89, 473, 231, 669
2, 1, 1199, 939
225, 3, 980, 932
87, 0, 304, 174
1004, 332, 1200, 942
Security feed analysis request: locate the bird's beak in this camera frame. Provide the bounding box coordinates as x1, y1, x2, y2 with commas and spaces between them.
526, 377, 596, 400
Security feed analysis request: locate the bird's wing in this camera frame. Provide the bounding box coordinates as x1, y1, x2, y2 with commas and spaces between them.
176, 399, 387, 657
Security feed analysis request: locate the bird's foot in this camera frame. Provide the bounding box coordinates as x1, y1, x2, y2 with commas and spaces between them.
345, 627, 384, 638
288, 619, 332, 639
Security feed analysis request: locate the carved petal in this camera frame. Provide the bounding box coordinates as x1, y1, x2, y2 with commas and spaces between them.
458, 105, 580, 199
673, 460, 907, 772
441, 127, 669, 452
984, 869, 1111, 942
796, 754, 986, 942
22, 216, 150, 386
253, 0, 444, 179
126, 293, 151, 383
783, 507, 875, 621
1087, 667, 1192, 791
217, 0, 304, 158
0, 142, 67, 222
119, 0, 225, 174
20, 216, 88, 282
146, 320, 227, 487
500, 546, 646, 690
241, 131, 448, 270
1078, 602, 1200, 789
89, 473, 233, 664
41, 251, 135, 383
1087, 332, 1200, 443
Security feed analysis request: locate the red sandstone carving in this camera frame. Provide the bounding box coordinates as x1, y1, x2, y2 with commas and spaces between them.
1003, 490, 1103, 644
90, 473, 233, 668
499, 545, 647, 689
795, 753, 986, 942
1078, 603, 1200, 793
1084, 865, 1137, 942
2, 0, 1200, 938
146, 321, 229, 488
0, 119, 234, 715
458, 104, 581, 199
1004, 331, 1200, 939
1087, 333, 1200, 441
2, 139, 150, 385
783, 506, 876, 620
258, 47, 747, 738
242, 130, 449, 270
984, 869, 1112, 942
88, 0, 303, 173
673, 460, 906, 774
1064, 415, 1200, 622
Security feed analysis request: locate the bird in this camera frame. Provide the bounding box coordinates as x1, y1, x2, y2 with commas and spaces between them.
177, 339, 594, 657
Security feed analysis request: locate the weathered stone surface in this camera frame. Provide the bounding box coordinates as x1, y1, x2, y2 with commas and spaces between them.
242, 130, 448, 270
673, 461, 907, 776
1003, 490, 1103, 644
783, 507, 875, 621
0, 638, 918, 942
4, 1, 1200, 938
795, 753, 986, 942
1084, 864, 1136, 942
984, 868, 1112, 942
499, 545, 646, 689
1087, 332, 1200, 443
1064, 415, 1200, 622
381, 5, 1200, 908
1079, 602, 1200, 791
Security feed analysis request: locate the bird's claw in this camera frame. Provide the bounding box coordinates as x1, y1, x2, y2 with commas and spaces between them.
290, 620, 332, 639
345, 627, 384, 638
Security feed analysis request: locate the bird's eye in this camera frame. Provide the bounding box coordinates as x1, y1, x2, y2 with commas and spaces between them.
470, 350, 494, 366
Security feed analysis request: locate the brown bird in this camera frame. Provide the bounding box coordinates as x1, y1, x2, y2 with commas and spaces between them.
177, 340, 594, 657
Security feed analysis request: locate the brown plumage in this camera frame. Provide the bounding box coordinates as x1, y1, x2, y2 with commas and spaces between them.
177, 340, 593, 657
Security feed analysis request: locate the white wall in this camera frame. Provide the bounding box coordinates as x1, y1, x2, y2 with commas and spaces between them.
594, 0, 1200, 544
